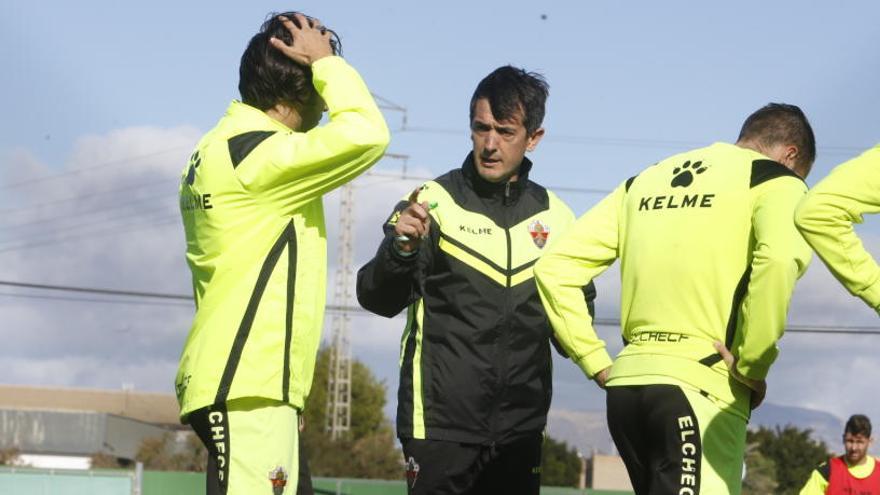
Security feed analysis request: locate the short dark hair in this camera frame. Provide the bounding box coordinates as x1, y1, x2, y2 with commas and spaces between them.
845, 414, 872, 437
469, 66, 549, 135
737, 103, 816, 172
238, 12, 342, 111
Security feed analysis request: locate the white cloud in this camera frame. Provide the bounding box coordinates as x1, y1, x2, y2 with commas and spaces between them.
0, 126, 199, 395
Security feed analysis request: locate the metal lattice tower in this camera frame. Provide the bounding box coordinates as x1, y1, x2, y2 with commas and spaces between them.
326, 183, 354, 440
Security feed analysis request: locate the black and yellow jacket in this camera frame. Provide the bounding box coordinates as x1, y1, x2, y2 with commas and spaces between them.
357, 153, 595, 445
536, 142, 812, 420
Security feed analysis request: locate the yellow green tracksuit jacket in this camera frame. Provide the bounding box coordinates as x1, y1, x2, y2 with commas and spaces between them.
535, 142, 812, 418
175, 56, 389, 420
795, 144, 880, 313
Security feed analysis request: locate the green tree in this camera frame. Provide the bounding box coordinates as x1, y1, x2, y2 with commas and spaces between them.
90, 452, 130, 469
0, 447, 20, 466
93, 432, 206, 471
301, 346, 402, 479
136, 432, 207, 471
748, 425, 830, 494
742, 442, 778, 495
541, 436, 581, 487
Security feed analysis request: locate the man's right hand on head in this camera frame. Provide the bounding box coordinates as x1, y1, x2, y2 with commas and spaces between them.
394, 188, 432, 254
269, 13, 334, 66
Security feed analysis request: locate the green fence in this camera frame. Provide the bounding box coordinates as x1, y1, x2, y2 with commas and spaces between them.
142, 470, 204, 495
0, 466, 132, 495
312, 478, 631, 495
0, 468, 633, 494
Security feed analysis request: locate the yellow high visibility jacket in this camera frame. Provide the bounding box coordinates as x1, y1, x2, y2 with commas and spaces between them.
175, 56, 389, 419
796, 144, 880, 313
536, 142, 811, 419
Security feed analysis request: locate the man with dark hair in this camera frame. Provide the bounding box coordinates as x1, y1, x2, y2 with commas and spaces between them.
176, 12, 388, 494
535, 103, 815, 494
357, 66, 597, 495
796, 144, 880, 313
737, 103, 817, 175
800, 414, 880, 494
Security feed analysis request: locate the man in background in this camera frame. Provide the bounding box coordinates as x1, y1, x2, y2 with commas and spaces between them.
800, 414, 880, 494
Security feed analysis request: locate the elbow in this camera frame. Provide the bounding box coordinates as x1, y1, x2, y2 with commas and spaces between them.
761, 252, 802, 274
756, 247, 811, 280
355, 122, 391, 166
534, 255, 564, 290
794, 193, 839, 236
533, 257, 550, 285
355, 281, 400, 319
361, 114, 391, 150
793, 197, 818, 232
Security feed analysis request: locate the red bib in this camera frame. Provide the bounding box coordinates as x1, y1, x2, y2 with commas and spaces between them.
827, 456, 880, 495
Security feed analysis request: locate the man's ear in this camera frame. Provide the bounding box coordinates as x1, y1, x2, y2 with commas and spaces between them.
527, 127, 545, 152
785, 145, 799, 165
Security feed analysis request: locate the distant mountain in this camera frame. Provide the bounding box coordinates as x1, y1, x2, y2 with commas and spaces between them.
750, 402, 843, 450
546, 402, 844, 456
546, 409, 616, 455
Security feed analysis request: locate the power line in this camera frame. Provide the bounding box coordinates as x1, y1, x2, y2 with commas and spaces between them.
0, 178, 170, 218
0, 280, 191, 300
0, 146, 190, 191
400, 126, 869, 157
2, 280, 879, 335
363, 170, 612, 195
0, 165, 607, 251
0, 153, 409, 230
0, 291, 193, 308
0, 193, 172, 234
0, 215, 178, 254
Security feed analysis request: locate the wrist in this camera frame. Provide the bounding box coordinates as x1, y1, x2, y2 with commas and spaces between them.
392, 237, 418, 258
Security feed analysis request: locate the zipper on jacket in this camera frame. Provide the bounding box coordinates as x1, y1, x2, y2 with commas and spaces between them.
489, 194, 514, 443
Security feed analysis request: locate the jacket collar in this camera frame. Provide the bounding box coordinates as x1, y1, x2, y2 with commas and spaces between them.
224, 100, 293, 133
461, 152, 533, 203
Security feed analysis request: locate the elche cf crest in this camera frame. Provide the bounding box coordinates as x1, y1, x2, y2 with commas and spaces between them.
528, 220, 549, 248
405, 456, 420, 488
268, 466, 288, 495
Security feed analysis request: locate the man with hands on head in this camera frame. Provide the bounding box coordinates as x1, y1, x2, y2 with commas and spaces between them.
176, 12, 388, 495
357, 66, 597, 495
535, 103, 816, 494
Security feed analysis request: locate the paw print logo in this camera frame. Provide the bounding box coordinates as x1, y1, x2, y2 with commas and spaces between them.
184, 150, 201, 186
670, 160, 707, 188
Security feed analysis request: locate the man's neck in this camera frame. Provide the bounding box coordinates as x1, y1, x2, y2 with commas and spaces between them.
265, 104, 301, 131
846, 455, 871, 468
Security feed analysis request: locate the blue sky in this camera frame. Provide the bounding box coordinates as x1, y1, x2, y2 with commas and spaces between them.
1, 1, 879, 450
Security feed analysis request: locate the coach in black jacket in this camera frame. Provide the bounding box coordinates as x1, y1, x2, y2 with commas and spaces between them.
357, 66, 598, 495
